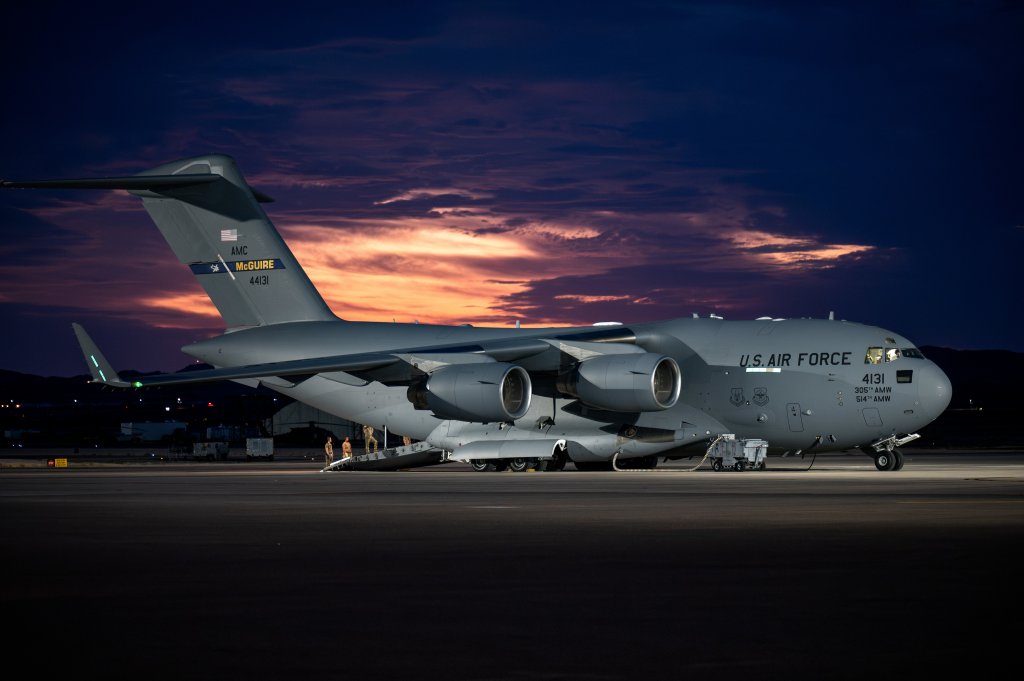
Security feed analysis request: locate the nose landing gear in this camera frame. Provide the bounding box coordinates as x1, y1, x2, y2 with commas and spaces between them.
865, 434, 918, 471
873, 449, 904, 471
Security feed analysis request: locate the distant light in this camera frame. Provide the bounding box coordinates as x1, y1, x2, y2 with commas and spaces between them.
133, 381, 144, 388
165, 407, 171, 412
207, 402, 215, 407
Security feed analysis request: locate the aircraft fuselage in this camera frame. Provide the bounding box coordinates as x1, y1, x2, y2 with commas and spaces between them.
183, 315, 951, 461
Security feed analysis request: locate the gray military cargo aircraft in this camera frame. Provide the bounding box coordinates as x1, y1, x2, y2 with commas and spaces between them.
3, 155, 952, 471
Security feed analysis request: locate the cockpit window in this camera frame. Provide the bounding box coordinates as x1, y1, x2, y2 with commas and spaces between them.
865, 347, 884, 364
865, 346, 905, 364
901, 347, 925, 359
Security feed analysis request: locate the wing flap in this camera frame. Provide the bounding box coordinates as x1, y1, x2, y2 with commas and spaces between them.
129, 353, 400, 388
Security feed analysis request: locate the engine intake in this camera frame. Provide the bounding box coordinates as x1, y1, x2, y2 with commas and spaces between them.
557, 353, 681, 412
408, 362, 532, 423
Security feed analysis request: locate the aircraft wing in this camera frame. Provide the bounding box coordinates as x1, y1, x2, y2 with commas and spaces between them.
126, 352, 404, 388
68, 326, 548, 389
71, 323, 659, 390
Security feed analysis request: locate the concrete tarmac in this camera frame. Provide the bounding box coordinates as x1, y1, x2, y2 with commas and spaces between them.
2, 450, 1022, 680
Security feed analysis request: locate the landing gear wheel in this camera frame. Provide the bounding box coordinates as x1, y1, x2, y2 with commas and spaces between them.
470, 460, 497, 472
574, 461, 614, 472
627, 454, 659, 470
874, 451, 896, 471
735, 460, 746, 472
508, 458, 532, 473
893, 449, 905, 471
545, 453, 567, 472
711, 459, 723, 472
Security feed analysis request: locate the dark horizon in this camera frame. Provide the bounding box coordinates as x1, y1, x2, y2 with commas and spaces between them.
2, 2, 1021, 376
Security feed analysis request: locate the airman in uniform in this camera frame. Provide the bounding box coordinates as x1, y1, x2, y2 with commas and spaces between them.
324, 436, 334, 466
363, 425, 378, 454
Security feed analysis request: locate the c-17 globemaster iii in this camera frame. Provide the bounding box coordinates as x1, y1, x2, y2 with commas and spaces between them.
2, 155, 952, 472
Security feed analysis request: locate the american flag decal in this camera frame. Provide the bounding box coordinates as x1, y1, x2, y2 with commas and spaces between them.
221, 228, 238, 241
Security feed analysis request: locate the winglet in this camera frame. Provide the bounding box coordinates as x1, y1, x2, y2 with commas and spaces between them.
71, 323, 130, 387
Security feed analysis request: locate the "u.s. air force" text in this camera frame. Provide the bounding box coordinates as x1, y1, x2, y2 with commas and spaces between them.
739, 352, 852, 367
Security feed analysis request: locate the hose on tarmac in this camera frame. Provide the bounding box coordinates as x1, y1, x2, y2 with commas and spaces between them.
611, 434, 723, 473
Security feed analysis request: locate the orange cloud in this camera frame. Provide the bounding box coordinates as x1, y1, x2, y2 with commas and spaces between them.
135, 293, 222, 327
724, 229, 874, 269
285, 221, 544, 324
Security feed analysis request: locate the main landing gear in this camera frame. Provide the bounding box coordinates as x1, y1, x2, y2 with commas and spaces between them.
470, 460, 508, 472
469, 450, 569, 473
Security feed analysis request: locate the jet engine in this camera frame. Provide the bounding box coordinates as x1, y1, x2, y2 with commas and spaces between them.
408, 362, 532, 423
557, 353, 681, 412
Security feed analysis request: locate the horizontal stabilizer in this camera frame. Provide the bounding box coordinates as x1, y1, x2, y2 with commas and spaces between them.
71, 323, 130, 387
2, 174, 220, 191
0, 174, 274, 202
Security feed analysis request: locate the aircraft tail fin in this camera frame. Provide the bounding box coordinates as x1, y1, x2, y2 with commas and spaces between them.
72, 323, 130, 387
5, 155, 337, 329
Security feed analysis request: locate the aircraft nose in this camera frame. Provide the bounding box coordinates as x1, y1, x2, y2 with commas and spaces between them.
917, 361, 952, 420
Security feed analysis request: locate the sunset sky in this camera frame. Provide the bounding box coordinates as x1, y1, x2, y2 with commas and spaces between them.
1, 2, 1021, 376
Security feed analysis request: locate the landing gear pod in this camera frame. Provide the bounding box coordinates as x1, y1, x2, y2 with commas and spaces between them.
408, 363, 532, 423
557, 353, 681, 412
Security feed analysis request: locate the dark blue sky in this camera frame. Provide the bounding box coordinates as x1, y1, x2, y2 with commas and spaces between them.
2, 1, 1022, 376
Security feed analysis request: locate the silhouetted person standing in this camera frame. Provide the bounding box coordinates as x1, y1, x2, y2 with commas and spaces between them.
362, 425, 378, 454
324, 436, 334, 466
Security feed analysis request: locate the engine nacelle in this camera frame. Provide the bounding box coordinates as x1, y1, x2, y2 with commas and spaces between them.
408, 362, 532, 423
557, 353, 681, 412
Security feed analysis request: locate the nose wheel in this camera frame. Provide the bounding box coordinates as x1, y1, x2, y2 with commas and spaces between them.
873, 449, 905, 471
867, 434, 916, 471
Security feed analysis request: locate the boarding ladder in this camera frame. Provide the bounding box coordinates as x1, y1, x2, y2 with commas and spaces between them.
322, 440, 446, 472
